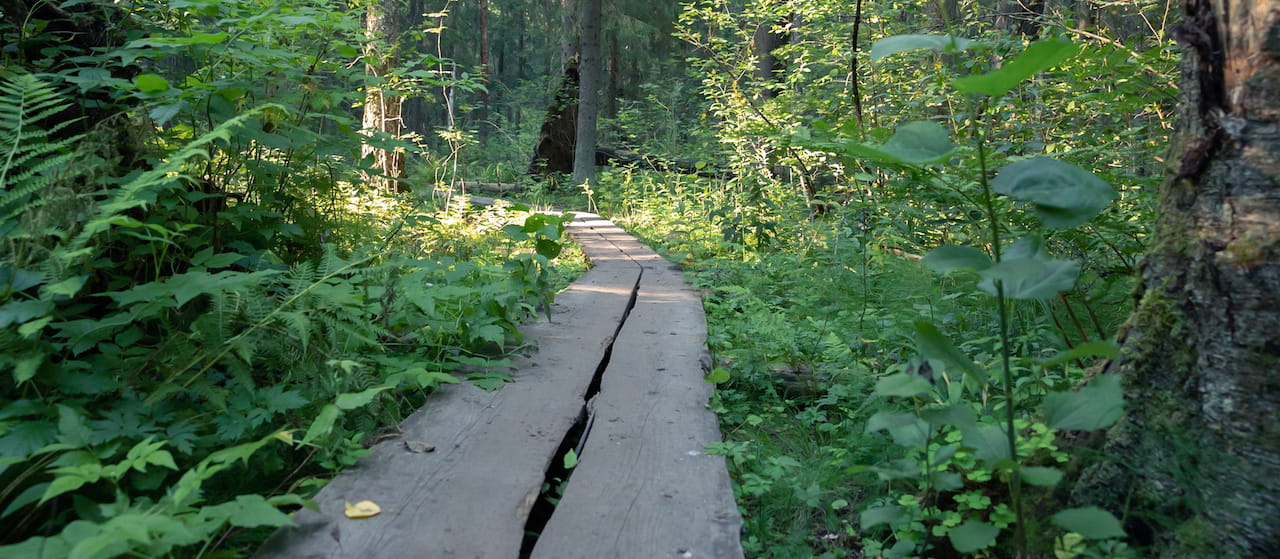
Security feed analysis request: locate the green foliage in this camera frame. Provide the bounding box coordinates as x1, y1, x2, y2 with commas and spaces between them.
0, 74, 82, 224
609, 0, 1175, 556
0, 4, 584, 556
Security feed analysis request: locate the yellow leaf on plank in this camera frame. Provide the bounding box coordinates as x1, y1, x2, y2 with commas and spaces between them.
344, 500, 382, 519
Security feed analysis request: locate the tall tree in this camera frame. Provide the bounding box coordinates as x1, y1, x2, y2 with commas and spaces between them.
572, 0, 602, 186
1077, 1, 1280, 555
751, 16, 790, 98
561, 0, 579, 70
362, 0, 405, 192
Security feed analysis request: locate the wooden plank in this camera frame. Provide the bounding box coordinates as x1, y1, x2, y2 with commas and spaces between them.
256, 222, 642, 559
530, 256, 745, 558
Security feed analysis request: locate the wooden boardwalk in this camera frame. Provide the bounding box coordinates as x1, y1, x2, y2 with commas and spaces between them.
255, 210, 743, 558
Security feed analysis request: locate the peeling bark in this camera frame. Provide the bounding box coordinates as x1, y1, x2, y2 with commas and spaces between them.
1076, 3, 1280, 556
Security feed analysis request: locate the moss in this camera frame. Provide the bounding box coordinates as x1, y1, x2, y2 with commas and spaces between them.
1172, 515, 1215, 554
1222, 236, 1264, 267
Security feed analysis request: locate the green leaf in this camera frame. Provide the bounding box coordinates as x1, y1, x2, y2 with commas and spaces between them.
978, 258, 1080, 299
0, 300, 52, 329
1044, 375, 1124, 430
1051, 507, 1126, 539
17, 316, 51, 338
860, 505, 905, 528
473, 324, 505, 345
202, 494, 294, 528
0, 420, 57, 458
870, 34, 976, 61
1020, 466, 1065, 486
56, 405, 92, 448
920, 405, 978, 429
874, 372, 933, 398
133, 73, 170, 93
923, 244, 993, 273
1004, 235, 1050, 261
880, 121, 957, 164
42, 276, 87, 297
992, 157, 1117, 228
535, 238, 563, 259
705, 367, 731, 384
866, 411, 929, 447
41, 472, 93, 504
1038, 340, 1119, 368
1, 482, 48, 519
914, 321, 986, 382
302, 404, 340, 444
962, 424, 1011, 464
953, 39, 1080, 97
13, 354, 41, 384
949, 520, 999, 552
335, 386, 391, 410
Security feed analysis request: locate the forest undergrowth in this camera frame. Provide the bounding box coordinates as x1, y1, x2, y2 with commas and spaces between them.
2, 0, 1187, 557
558, 6, 1172, 556
0, 2, 586, 554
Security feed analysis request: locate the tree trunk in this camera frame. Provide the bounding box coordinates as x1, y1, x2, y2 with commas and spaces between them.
605, 33, 620, 120
561, 0, 578, 71
477, 0, 490, 139
361, 0, 406, 193
571, 0, 602, 186
751, 16, 790, 98
528, 63, 579, 176
1075, 2, 1280, 556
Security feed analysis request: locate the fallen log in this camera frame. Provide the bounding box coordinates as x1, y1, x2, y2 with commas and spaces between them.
454, 181, 522, 193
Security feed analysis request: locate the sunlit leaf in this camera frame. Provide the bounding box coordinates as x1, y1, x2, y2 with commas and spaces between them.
335, 386, 391, 410
705, 367, 730, 384
302, 404, 339, 444
133, 73, 170, 93
1044, 375, 1124, 430
344, 500, 381, 519
953, 39, 1080, 97
871, 34, 976, 61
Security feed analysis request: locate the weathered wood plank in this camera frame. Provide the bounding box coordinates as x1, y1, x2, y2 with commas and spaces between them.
530, 254, 745, 558
255, 218, 641, 559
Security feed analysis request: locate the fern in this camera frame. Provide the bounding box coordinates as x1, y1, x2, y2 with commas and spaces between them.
0, 74, 83, 225
66, 103, 285, 253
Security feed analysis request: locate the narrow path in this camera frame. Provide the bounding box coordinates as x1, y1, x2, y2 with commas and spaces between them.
255, 207, 744, 558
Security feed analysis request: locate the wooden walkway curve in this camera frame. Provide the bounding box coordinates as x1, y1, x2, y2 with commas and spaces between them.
255, 208, 744, 558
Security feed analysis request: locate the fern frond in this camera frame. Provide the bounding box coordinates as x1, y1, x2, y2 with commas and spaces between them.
67, 104, 287, 252
0, 74, 82, 225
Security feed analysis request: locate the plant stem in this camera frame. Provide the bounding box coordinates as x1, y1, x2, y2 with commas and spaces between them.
973, 102, 1026, 556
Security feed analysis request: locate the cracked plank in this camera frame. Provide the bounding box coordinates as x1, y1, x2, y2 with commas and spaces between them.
530, 235, 745, 559
255, 214, 640, 559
